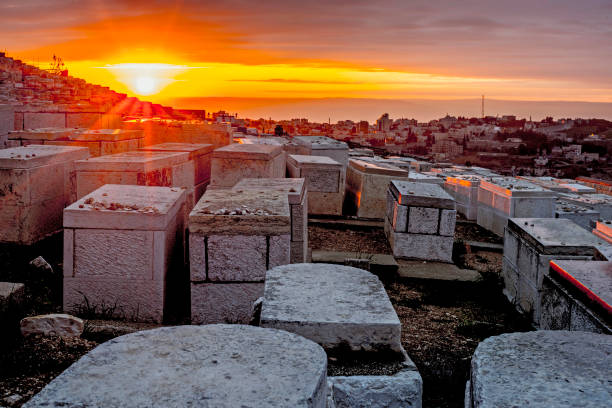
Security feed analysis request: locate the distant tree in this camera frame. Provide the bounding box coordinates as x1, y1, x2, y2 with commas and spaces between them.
274, 125, 284, 137
465, 160, 472, 167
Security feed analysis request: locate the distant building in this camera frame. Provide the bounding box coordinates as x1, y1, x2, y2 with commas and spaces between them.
376, 113, 392, 132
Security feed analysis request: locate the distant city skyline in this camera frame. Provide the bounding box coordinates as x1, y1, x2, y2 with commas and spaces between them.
2, 0, 611, 115
167, 97, 612, 123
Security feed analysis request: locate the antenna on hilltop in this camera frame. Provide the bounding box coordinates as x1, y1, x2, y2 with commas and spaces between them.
481, 95, 485, 118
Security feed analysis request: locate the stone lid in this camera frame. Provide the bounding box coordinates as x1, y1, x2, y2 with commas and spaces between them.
550, 260, 611, 315
8, 128, 83, 141
507, 218, 608, 255
293, 136, 348, 150
390, 180, 455, 209
0, 145, 90, 169
287, 154, 342, 169
138, 143, 215, 158
261, 264, 402, 353
555, 200, 599, 214
189, 190, 290, 235
212, 143, 282, 160
480, 177, 557, 197
64, 184, 185, 230
24, 325, 328, 408
75, 150, 190, 172
349, 158, 408, 176
72, 129, 144, 142
407, 172, 443, 183
232, 178, 306, 205
558, 183, 597, 194
469, 331, 612, 408
445, 175, 482, 186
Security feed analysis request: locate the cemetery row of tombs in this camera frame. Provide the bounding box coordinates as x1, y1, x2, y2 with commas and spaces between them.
0, 115, 610, 406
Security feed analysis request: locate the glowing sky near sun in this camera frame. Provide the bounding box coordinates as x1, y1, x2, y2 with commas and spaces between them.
1, 0, 611, 106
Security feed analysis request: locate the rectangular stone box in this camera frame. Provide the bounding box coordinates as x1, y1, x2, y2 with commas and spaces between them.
444, 175, 482, 220
540, 260, 611, 334
210, 144, 285, 188
293, 136, 349, 167
261, 264, 402, 353
63, 184, 186, 323
477, 177, 556, 236
287, 154, 344, 216
139, 142, 214, 208
0, 145, 90, 244
558, 193, 612, 219
232, 178, 308, 263
384, 181, 456, 263
502, 218, 608, 326
9, 128, 144, 157
75, 150, 193, 198
407, 172, 444, 186
345, 158, 409, 220
189, 190, 291, 323
555, 200, 600, 231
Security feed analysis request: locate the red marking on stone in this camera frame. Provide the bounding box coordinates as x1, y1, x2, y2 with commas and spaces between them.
550, 260, 611, 315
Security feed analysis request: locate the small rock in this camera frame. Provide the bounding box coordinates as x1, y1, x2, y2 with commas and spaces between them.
29, 256, 53, 274
20, 314, 84, 338
3, 394, 22, 405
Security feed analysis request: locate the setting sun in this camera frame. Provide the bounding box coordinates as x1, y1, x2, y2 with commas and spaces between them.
101, 62, 190, 97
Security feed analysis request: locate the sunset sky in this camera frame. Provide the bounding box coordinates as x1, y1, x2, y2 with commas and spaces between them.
1, 0, 611, 120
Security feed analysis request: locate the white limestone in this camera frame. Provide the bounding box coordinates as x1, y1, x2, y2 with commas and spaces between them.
541, 260, 611, 333
75, 150, 194, 198
0, 145, 90, 244
477, 177, 556, 236
210, 143, 285, 188
467, 331, 612, 408
189, 189, 291, 324
287, 154, 345, 215
261, 264, 403, 353
232, 178, 308, 263
24, 325, 329, 408
444, 175, 482, 220
385, 181, 456, 262
345, 158, 409, 219
559, 192, 612, 219
63, 184, 186, 323
293, 136, 349, 167
556, 199, 600, 231
502, 217, 609, 325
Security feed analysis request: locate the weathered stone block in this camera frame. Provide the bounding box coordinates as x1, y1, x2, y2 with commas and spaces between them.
207, 235, 267, 282
407, 207, 439, 234
328, 369, 422, 408
231, 178, 308, 260
210, 144, 285, 188
0, 145, 90, 244
20, 314, 83, 338
75, 150, 195, 198
502, 218, 608, 326
287, 154, 344, 216
345, 158, 409, 219
468, 331, 612, 408
439, 209, 457, 237
476, 177, 556, 236
387, 230, 454, 263
261, 264, 403, 353
293, 136, 349, 167
63, 185, 185, 323
24, 325, 328, 408
190, 283, 265, 324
